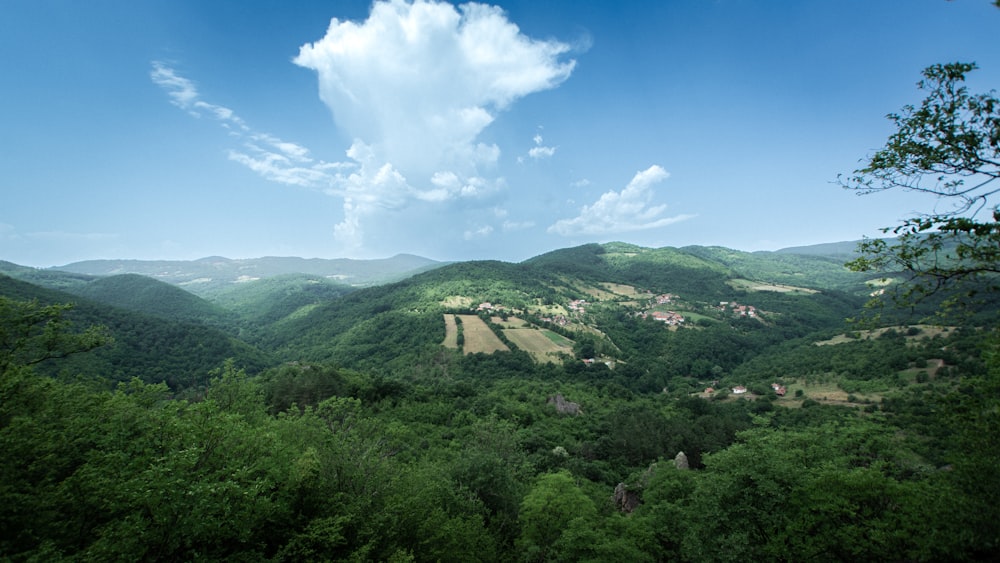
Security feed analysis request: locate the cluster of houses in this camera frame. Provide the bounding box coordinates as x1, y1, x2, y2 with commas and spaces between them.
538, 314, 570, 326
640, 310, 685, 326
635, 293, 685, 326
718, 301, 759, 318
476, 302, 504, 312
568, 299, 588, 312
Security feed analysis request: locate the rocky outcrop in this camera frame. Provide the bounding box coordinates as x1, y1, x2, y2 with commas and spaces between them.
547, 394, 582, 416
613, 482, 642, 513
674, 451, 690, 470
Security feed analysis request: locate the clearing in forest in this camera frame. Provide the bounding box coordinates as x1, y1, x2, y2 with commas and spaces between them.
504, 326, 574, 363
442, 314, 459, 349
455, 314, 509, 355
491, 316, 529, 328
728, 279, 818, 294
814, 325, 952, 346
599, 282, 646, 298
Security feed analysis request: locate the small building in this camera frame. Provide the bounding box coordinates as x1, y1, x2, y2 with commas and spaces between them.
732, 385, 748, 394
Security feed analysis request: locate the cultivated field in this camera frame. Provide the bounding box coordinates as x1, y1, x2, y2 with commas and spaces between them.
455, 314, 509, 355
503, 327, 574, 363
442, 314, 459, 349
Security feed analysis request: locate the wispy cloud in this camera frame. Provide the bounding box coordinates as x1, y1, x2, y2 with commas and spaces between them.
548, 165, 695, 236
151, 61, 347, 190
527, 133, 556, 160
464, 225, 494, 240
150, 63, 199, 109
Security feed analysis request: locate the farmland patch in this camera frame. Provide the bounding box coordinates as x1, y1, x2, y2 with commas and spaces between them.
442, 314, 459, 349
504, 327, 573, 363
455, 314, 509, 355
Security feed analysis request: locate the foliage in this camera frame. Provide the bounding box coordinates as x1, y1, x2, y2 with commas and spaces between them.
0, 274, 271, 390
67, 273, 236, 327
0, 296, 110, 375
842, 62, 1000, 315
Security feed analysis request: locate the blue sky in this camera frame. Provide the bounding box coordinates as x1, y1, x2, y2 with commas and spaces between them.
2, 0, 998, 267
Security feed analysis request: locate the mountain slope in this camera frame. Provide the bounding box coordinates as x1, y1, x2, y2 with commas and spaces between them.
65, 273, 235, 326
0, 274, 271, 389
210, 273, 356, 326
265, 243, 867, 374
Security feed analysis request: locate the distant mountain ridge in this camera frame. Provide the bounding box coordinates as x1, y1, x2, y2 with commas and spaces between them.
774, 240, 863, 257
53, 254, 444, 296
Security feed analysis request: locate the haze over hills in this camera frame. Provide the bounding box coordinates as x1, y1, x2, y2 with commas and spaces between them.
50, 253, 444, 296
23, 239, 866, 291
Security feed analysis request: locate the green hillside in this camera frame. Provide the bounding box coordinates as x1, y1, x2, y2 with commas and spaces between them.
0, 274, 271, 389
67, 273, 236, 327
0, 259, 98, 292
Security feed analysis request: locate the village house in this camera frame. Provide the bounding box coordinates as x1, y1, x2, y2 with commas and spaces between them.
720, 301, 759, 318
539, 314, 569, 326
771, 383, 787, 396
731, 385, 748, 394
650, 310, 684, 326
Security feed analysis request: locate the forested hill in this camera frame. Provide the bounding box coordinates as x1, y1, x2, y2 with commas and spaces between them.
0, 274, 271, 389
66, 273, 236, 326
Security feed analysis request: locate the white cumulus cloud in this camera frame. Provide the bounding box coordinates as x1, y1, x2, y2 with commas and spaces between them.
293, 0, 574, 199
548, 165, 695, 236
295, 0, 573, 172
154, 1, 577, 254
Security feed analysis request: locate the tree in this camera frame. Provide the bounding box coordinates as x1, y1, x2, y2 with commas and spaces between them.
516, 471, 597, 561
840, 62, 1000, 314
0, 297, 110, 377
